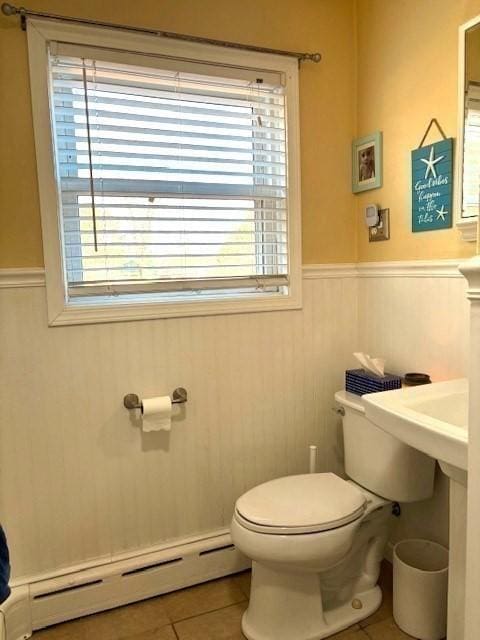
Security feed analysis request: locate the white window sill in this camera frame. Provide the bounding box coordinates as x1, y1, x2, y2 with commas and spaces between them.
48, 290, 303, 326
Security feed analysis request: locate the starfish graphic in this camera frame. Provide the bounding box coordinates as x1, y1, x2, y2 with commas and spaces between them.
420, 146, 444, 179
436, 205, 448, 221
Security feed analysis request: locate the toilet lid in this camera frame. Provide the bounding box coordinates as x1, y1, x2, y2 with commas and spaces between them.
235, 473, 367, 535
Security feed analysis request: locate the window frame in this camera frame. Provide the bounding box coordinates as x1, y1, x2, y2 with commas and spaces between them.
27, 18, 302, 325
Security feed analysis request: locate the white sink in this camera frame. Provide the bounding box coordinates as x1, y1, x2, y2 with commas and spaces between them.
363, 379, 468, 475
364, 378, 469, 640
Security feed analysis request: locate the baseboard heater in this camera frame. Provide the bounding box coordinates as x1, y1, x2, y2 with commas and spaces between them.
1, 530, 249, 640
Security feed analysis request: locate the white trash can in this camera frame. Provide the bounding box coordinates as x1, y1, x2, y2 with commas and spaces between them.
393, 539, 448, 640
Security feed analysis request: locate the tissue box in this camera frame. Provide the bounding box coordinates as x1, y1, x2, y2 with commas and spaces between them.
346, 369, 402, 396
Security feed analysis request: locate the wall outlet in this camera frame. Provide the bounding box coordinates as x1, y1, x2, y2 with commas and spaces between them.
369, 208, 390, 242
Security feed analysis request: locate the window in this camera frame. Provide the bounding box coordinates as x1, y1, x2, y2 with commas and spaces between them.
28, 20, 301, 324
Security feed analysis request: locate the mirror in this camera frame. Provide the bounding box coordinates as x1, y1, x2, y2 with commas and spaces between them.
457, 18, 480, 240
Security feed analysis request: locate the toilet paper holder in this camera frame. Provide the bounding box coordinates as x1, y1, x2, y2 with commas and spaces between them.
123, 387, 188, 411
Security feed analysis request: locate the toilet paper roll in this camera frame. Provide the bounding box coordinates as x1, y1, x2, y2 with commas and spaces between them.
141, 396, 172, 432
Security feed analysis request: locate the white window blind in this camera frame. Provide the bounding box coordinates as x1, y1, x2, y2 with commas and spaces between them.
463, 82, 480, 218
48, 43, 289, 301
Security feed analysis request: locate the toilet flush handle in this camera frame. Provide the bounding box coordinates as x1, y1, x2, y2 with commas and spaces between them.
332, 406, 345, 417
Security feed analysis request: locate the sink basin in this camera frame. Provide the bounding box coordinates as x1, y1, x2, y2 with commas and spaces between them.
363, 379, 468, 473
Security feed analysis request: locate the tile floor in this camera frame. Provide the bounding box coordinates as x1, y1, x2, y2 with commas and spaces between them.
34, 561, 416, 639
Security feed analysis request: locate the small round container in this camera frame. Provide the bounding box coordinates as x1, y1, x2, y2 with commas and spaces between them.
403, 372, 432, 386
393, 539, 448, 640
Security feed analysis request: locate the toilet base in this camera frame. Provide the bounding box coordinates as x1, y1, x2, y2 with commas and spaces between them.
242, 584, 381, 640
241, 565, 382, 640
323, 586, 381, 637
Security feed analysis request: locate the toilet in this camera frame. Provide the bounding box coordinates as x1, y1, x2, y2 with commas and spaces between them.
231, 390, 436, 640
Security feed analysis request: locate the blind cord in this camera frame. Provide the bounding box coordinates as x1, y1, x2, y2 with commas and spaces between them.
81, 60, 98, 252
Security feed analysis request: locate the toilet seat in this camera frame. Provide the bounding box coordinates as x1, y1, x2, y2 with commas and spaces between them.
235, 473, 367, 535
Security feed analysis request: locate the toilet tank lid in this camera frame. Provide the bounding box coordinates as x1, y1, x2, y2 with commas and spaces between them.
235, 473, 367, 534
335, 390, 366, 414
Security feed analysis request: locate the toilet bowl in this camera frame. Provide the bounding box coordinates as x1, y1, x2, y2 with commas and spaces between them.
231, 390, 437, 640
232, 475, 391, 640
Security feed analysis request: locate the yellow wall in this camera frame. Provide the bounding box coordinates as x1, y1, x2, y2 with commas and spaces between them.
356, 0, 480, 262
0, 0, 357, 268
5, 1, 480, 268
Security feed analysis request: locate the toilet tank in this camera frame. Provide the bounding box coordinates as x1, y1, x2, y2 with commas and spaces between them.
334, 390, 435, 502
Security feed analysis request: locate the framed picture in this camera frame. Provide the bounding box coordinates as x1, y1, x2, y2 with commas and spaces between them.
352, 131, 383, 193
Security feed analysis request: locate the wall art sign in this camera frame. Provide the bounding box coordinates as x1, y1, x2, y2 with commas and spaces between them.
412, 136, 454, 232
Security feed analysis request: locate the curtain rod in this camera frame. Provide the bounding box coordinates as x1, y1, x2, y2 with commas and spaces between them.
1, 2, 321, 64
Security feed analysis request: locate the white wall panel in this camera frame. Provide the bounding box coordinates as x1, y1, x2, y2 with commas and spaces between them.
357, 273, 469, 382
357, 269, 469, 548
0, 264, 469, 582
0, 275, 358, 580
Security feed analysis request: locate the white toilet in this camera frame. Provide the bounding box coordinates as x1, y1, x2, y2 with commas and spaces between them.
231, 390, 437, 640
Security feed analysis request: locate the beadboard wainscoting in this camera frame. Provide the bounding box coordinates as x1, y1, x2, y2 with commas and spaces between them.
357, 261, 469, 382
0, 267, 358, 583
0, 260, 470, 593
357, 260, 469, 551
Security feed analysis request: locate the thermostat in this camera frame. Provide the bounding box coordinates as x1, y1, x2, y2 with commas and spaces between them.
365, 204, 379, 228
